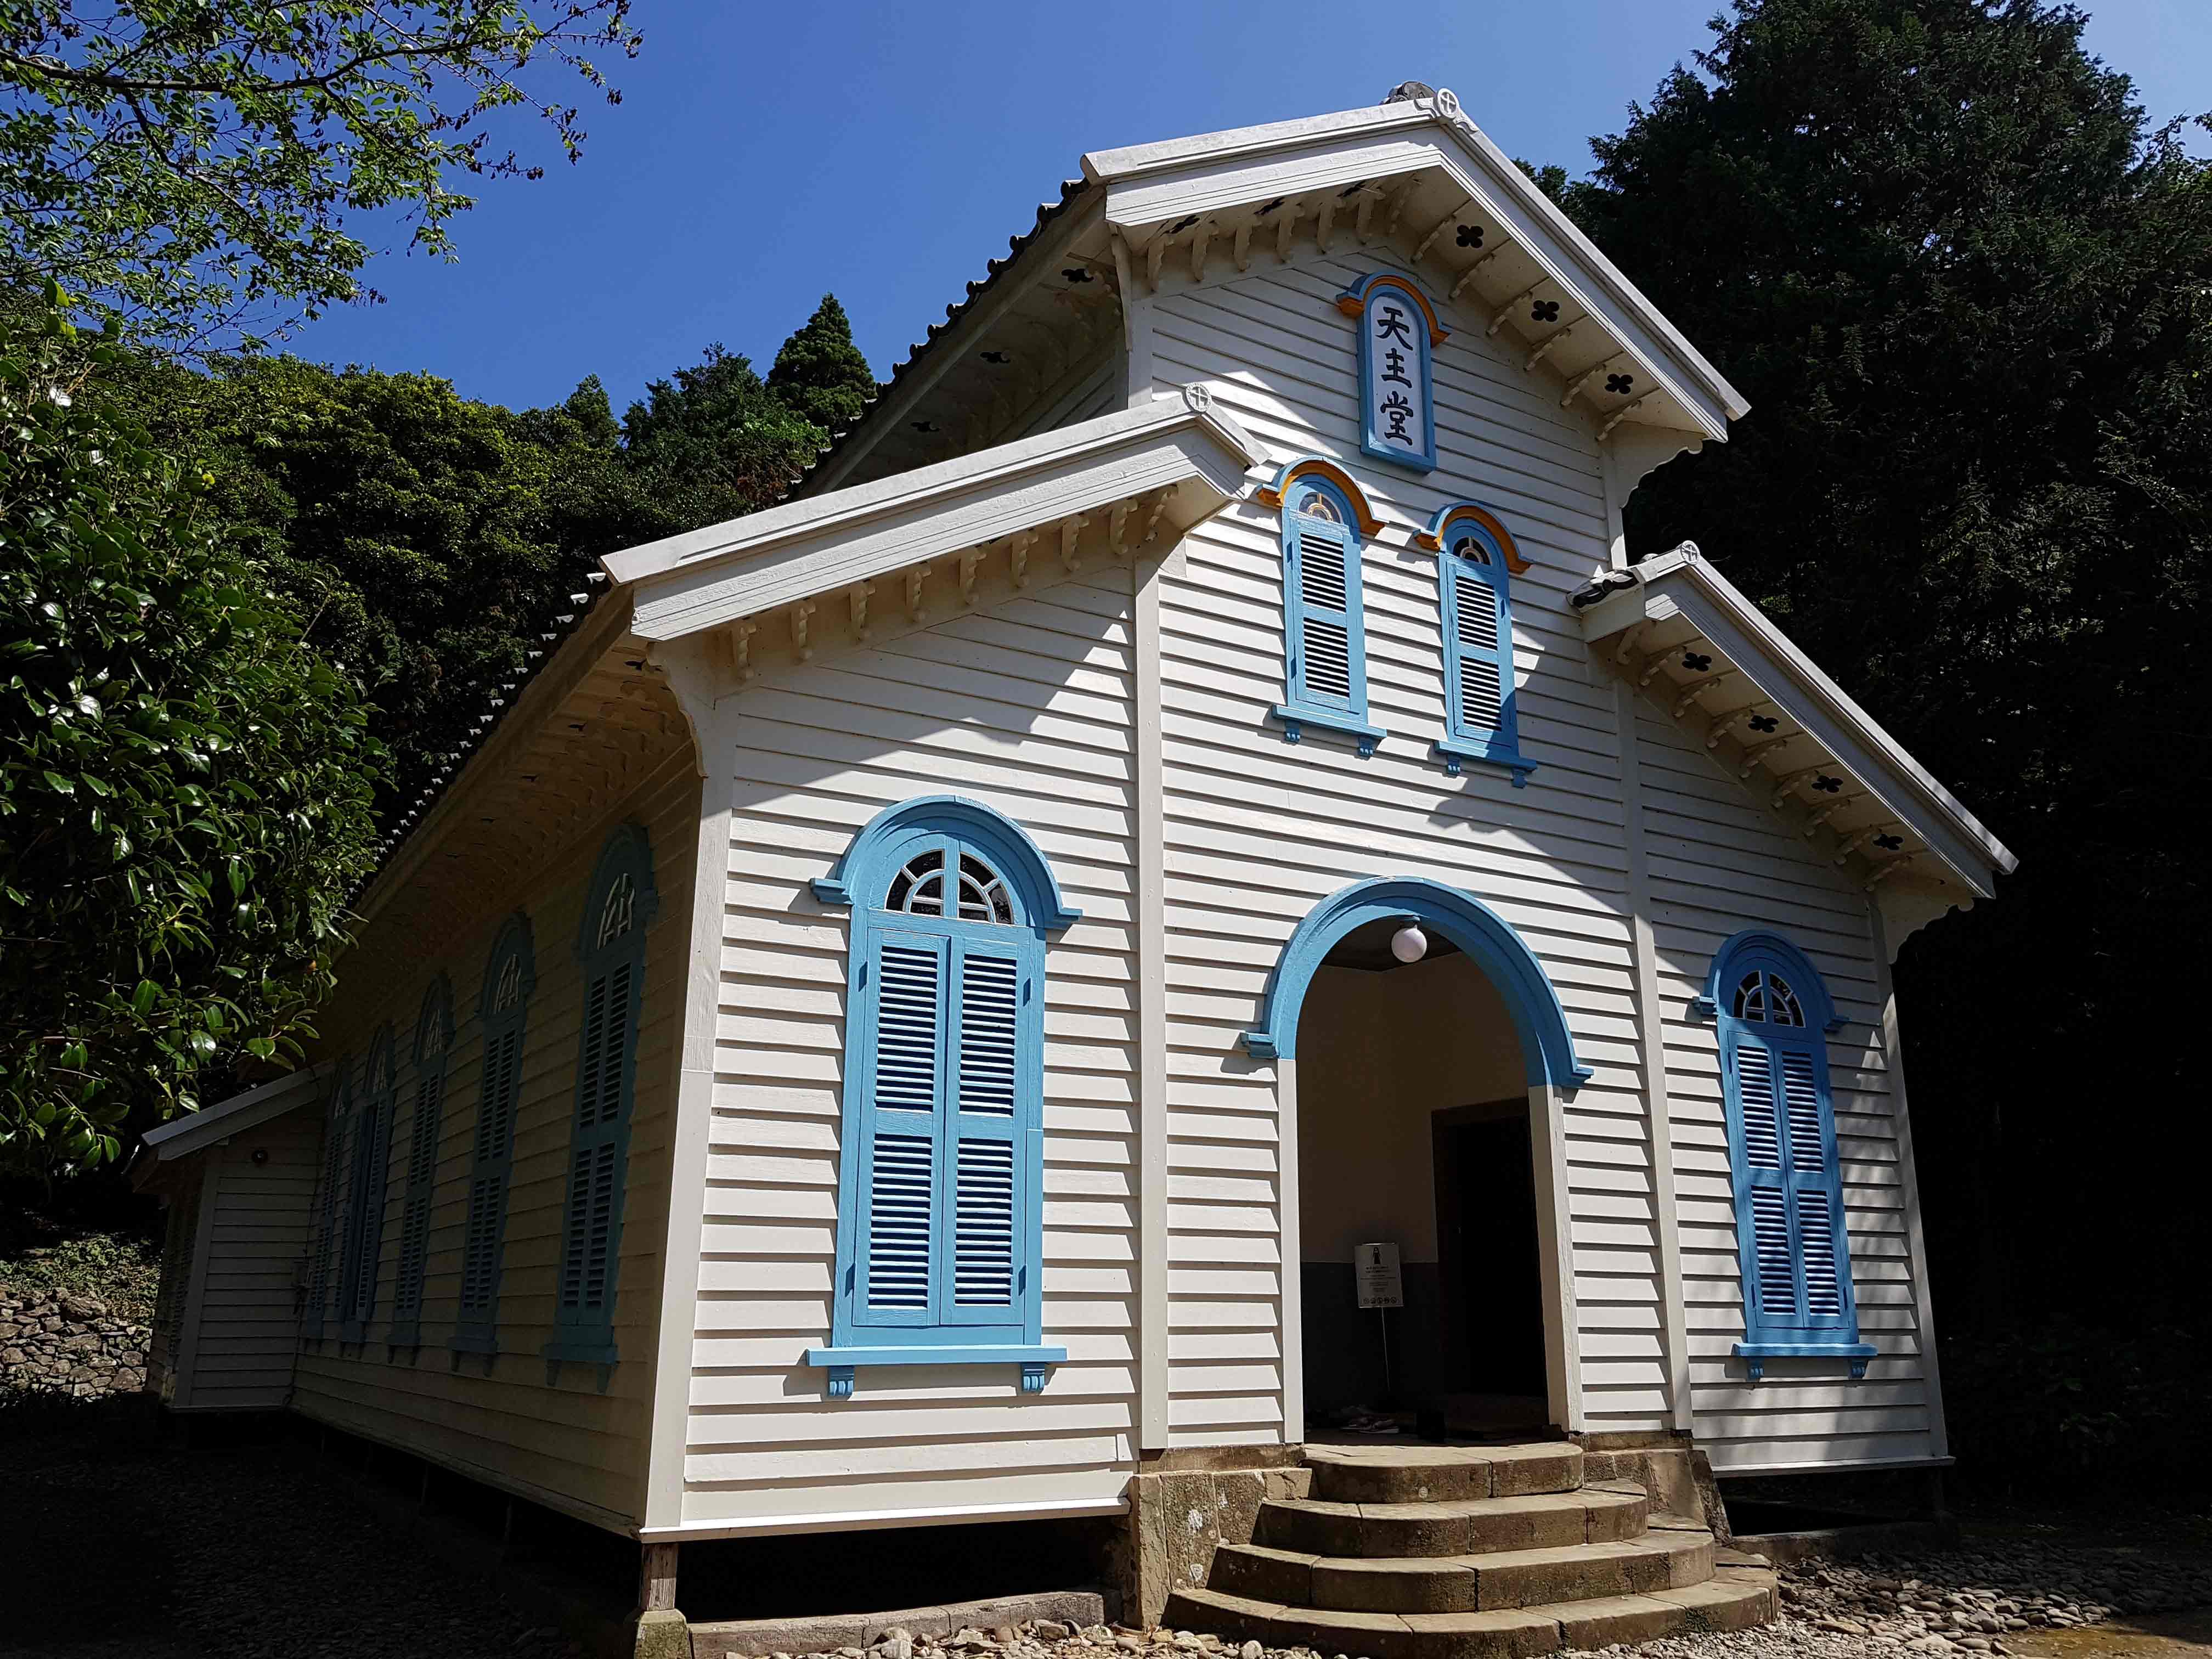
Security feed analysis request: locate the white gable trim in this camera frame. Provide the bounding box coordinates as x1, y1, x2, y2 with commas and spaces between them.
1084, 92, 1748, 443
137, 1063, 331, 1165
1578, 546, 2016, 896
607, 391, 1265, 643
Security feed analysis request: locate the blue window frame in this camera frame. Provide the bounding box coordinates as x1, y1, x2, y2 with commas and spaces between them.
304, 1058, 352, 1340
337, 1025, 397, 1339
546, 825, 658, 1381
454, 912, 535, 1359
391, 976, 454, 1348
1261, 459, 1385, 755
1428, 505, 1536, 787
1700, 931, 1875, 1380
806, 795, 1080, 1397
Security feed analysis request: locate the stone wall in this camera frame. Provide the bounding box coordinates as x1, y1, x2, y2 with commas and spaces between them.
0, 1286, 149, 1397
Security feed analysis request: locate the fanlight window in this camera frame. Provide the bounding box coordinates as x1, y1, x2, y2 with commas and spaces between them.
596, 873, 636, 949
493, 952, 523, 1012
886, 849, 1015, 926
1730, 969, 1804, 1028
1296, 487, 1344, 523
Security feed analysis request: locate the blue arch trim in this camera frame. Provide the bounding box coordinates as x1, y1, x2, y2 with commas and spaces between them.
1691, 929, 1846, 1033
477, 910, 538, 1018
573, 821, 662, 960
811, 794, 1082, 933
1241, 877, 1592, 1087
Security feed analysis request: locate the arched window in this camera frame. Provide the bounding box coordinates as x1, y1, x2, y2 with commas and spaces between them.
806, 796, 1080, 1396
1422, 501, 1536, 786
1260, 458, 1385, 756
547, 826, 657, 1376
454, 912, 535, 1358
305, 1058, 353, 1340
1702, 932, 1875, 1380
337, 1024, 398, 1337
391, 975, 455, 1348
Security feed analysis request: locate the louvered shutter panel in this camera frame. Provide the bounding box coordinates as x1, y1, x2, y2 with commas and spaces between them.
459, 1028, 520, 1320
1448, 555, 1506, 734
347, 1084, 391, 1325
393, 1069, 443, 1321
308, 1094, 347, 1334
1731, 1022, 1857, 1339
857, 931, 946, 1323
1289, 515, 1361, 715
1730, 1035, 1799, 1324
558, 963, 633, 1319
944, 941, 1026, 1321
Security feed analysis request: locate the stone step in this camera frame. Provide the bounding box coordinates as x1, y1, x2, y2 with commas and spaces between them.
1305, 1442, 1583, 1504
1211, 1532, 1713, 1615
1252, 1488, 1647, 1560
1164, 1569, 1776, 1659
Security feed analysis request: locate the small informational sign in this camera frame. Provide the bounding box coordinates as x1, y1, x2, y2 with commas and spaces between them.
1355, 1241, 1404, 1310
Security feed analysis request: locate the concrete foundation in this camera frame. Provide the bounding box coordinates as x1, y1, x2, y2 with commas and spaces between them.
1122, 1460, 1316, 1628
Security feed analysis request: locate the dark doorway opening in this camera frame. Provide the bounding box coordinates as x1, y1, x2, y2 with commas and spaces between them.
1431, 1102, 1549, 1434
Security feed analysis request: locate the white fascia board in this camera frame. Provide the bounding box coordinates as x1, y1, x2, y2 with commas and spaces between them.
140, 1063, 330, 1161
610, 395, 1264, 644
1582, 549, 2016, 894
1088, 100, 1747, 441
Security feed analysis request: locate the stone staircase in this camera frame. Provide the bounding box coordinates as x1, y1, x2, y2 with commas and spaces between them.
1164, 1441, 1776, 1659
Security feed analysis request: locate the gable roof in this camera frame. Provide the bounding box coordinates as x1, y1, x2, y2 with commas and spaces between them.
806, 86, 1750, 489
610, 390, 1265, 642
129, 1062, 331, 1184
1575, 545, 2016, 899
1085, 88, 1747, 442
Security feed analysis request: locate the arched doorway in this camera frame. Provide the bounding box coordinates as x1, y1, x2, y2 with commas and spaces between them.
1244, 879, 1589, 1440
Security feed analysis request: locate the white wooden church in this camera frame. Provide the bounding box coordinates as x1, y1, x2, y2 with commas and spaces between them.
136, 86, 2013, 1655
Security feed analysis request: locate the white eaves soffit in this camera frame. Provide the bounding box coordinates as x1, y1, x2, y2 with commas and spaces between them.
1085, 89, 1750, 444
607, 390, 1263, 646
1576, 546, 2017, 901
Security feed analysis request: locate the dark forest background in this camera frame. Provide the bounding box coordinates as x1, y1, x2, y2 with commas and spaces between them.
6, 0, 2208, 1502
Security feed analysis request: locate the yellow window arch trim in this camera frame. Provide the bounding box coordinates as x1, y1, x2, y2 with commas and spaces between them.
1254, 456, 1386, 537
1334, 272, 1451, 347
1414, 500, 1532, 574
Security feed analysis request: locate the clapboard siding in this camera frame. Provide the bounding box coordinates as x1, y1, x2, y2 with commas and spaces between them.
681, 568, 1140, 1530
182, 1107, 321, 1408
290, 749, 699, 1528
1633, 699, 1936, 1471
1147, 247, 1668, 1442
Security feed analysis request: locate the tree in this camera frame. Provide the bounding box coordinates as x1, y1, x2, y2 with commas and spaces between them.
1555, 0, 2212, 1329
767, 293, 876, 437
621, 342, 825, 533
0, 0, 641, 354
113, 354, 658, 820
0, 294, 383, 1175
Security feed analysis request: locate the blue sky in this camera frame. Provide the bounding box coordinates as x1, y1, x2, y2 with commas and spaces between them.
286, 0, 2212, 416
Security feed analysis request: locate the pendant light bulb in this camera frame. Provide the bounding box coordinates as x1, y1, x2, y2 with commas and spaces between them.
1391, 922, 1430, 964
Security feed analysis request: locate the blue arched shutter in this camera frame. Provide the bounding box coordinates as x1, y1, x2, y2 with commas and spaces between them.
455, 916, 533, 1358
1432, 522, 1535, 785
1271, 478, 1382, 754
391, 980, 453, 1346
837, 829, 1046, 1356
548, 828, 655, 1373
339, 1028, 397, 1336
1716, 947, 1873, 1376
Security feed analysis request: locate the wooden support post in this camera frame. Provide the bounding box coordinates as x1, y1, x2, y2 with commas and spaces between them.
639, 1542, 681, 1614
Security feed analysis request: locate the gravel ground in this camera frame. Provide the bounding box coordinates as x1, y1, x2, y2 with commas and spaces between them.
0, 1399, 580, 1659
5, 1398, 2208, 1659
